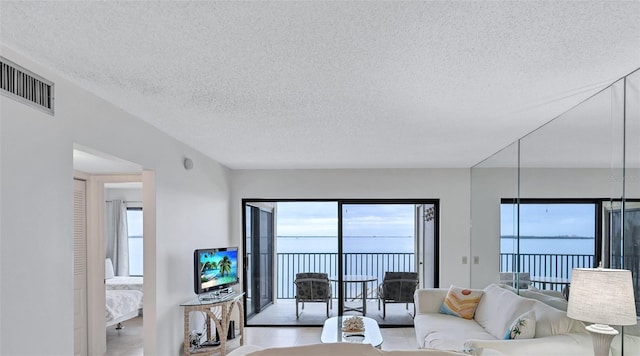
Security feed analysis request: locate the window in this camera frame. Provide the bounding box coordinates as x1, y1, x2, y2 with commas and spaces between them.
127, 207, 143, 276
500, 199, 598, 290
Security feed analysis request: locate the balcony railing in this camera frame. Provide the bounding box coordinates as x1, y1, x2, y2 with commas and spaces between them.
277, 252, 415, 299
260, 252, 595, 300
500, 253, 595, 290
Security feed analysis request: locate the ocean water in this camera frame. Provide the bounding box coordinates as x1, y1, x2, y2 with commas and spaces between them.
274, 235, 594, 297
499, 236, 594, 255
277, 236, 414, 253
276, 235, 594, 255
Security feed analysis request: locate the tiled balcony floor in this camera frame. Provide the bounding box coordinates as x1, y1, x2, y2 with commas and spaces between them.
247, 299, 414, 326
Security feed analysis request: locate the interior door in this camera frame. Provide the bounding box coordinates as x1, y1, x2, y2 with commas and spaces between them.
73, 178, 88, 356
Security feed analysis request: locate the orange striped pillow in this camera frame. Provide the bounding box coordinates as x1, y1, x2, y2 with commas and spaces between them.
439, 285, 484, 320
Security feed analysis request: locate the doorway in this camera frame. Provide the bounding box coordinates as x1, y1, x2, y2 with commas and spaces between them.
242, 199, 438, 326
73, 147, 151, 356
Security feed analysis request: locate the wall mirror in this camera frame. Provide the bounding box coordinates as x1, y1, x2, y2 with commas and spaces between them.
471, 68, 640, 355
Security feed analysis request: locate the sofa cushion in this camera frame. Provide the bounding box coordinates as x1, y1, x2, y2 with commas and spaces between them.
439, 285, 483, 320
474, 284, 536, 339
503, 310, 536, 339
415, 312, 496, 350
528, 285, 565, 299
415, 288, 449, 313
497, 283, 517, 293
530, 298, 584, 337
519, 289, 568, 311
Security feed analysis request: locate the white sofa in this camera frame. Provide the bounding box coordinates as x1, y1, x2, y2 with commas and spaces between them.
414, 284, 594, 355
228, 283, 640, 356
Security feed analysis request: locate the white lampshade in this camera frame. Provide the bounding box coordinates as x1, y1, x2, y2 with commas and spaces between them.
567, 268, 637, 326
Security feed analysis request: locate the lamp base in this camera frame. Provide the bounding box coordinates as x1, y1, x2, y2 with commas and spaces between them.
586, 324, 619, 356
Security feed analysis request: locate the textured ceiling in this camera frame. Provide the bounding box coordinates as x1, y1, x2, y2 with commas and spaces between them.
2, 1, 639, 169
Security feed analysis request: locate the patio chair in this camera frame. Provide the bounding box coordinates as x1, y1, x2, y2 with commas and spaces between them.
294, 272, 332, 319
499, 272, 530, 289
377, 271, 419, 319
562, 284, 570, 300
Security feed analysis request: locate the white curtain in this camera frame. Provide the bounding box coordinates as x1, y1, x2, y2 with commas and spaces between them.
105, 199, 129, 276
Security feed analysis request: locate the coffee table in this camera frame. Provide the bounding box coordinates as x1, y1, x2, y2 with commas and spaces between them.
320, 316, 383, 349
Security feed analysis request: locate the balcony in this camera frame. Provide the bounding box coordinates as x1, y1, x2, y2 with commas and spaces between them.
246, 251, 596, 325
500, 252, 595, 291
247, 252, 416, 326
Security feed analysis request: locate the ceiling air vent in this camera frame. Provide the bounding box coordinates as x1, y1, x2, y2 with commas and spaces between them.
1, 56, 54, 115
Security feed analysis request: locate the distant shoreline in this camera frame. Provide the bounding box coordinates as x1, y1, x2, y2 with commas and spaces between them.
277, 235, 413, 238
277, 235, 593, 240
501, 235, 593, 240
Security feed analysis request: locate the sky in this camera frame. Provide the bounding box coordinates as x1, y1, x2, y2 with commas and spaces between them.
276, 202, 415, 237
274, 201, 596, 238
500, 203, 595, 237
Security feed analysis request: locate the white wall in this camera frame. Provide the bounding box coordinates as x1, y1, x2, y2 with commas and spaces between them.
105, 186, 143, 204
230, 168, 472, 287
0, 46, 231, 355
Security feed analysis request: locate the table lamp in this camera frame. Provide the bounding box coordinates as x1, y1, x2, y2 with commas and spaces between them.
567, 267, 637, 356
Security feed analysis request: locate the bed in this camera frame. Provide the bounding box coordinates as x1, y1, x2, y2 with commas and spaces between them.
105, 259, 144, 328
106, 276, 144, 308
105, 289, 143, 327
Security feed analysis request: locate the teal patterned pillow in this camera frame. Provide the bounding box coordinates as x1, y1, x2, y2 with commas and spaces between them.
503, 310, 536, 339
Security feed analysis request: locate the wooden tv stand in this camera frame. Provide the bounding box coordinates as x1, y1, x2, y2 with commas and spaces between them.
181, 291, 245, 355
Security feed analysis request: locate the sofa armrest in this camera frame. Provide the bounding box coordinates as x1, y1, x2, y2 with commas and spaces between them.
414, 288, 448, 314
464, 333, 593, 356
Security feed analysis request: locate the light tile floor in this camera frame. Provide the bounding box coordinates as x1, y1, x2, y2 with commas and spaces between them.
106, 317, 419, 355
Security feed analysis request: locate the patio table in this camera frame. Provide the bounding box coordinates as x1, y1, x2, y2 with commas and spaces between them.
329, 275, 377, 315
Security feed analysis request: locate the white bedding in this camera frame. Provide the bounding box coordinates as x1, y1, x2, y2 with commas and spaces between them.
105, 289, 143, 327
106, 276, 143, 308
106, 276, 143, 292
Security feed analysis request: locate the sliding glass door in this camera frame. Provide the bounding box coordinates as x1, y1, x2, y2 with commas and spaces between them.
245, 203, 274, 318
243, 199, 438, 327
340, 203, 424, 324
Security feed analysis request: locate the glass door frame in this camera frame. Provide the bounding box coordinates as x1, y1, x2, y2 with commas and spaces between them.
243, 202, 275, 318
241, 198, 440, 326
336, 199, 439, 316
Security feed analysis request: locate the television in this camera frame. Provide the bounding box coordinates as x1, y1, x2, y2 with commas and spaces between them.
193, 247, 239, 295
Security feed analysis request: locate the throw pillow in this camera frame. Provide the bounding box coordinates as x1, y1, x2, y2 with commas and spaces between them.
105, 258, 115, 279
503, 310, 536, 339
439, 285, 484, 320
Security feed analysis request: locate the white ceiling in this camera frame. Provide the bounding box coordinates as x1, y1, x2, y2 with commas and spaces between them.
2, 1, 639, 169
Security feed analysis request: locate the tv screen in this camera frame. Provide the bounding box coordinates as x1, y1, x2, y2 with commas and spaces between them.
194, 247, 239, 295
